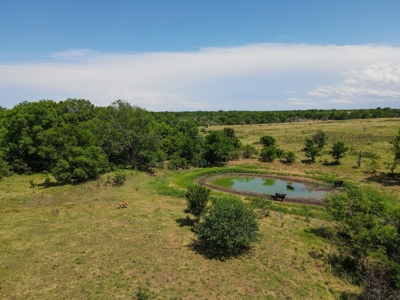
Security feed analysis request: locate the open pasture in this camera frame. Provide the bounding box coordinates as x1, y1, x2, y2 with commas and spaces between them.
209, 118, 400, 195
2, 117, 400, 299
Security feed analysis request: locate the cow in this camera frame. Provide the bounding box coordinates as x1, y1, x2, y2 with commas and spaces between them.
70, 177, 79, 184
271, 193, 286, 202
118, 201, 128, 209
334, 180, 344, 187
286, 185, 294, 190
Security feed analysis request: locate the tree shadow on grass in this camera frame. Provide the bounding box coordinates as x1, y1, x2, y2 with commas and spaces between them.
322, 161, 340, 166
188, 240, 252, 261
175, 216, 193, 227
364, 172, 400, 187
301, 159, 314, 164
37, 182, 63, 189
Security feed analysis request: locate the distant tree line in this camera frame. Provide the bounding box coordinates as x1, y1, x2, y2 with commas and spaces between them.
1, 99, 399, 183
152, 107, 400, 127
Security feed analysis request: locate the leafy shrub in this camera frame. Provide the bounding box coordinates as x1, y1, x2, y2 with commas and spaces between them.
260, 146, 277, 162
0, 158, 11, 180
284, 151, 296, 164
196, 198, 260, 253
241, 144, 258, 159
260, 135, 276, 147
185, 185, 210, 221
312, 130, 327, 148
167, 153, 188, 170
112, 172, 126, 186
52, 146, 110, 183
303, 138, 321, 162
330, 141, 349, 163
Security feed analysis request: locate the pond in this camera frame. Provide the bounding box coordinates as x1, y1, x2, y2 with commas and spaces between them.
211, 176, 328, 200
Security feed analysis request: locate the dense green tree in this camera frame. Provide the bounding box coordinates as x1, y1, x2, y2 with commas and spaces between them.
196, 198, 260, 254
2, 100, 61, 172
302, 138, 321, 162
52, 145, 110, 183
223, 127, 241, 148
260, 135, 276, 147
101, 100, 163, 171
203, 131, 235, 165
330, 141, 349, 163
325, 186, 400, 298
185, 185, 210, 221
284, 151, 296, 164
260, 146, 277, 162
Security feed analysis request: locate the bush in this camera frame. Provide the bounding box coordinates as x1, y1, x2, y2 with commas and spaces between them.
260, 146, 277, 162
112, 172, 126, 186
241, 144, 258, 159
230, 149, 241, 160
284, 151, 296, 164
330, 141, 349, 163
260, 135, 276, 147
167, 153, 188, 170
366, 158, 380, 173
185, 185, 210, 221
0, 159, 11, 180
312, 130, 327, 148
52, 146, 110, 183
196, 198, 260, 254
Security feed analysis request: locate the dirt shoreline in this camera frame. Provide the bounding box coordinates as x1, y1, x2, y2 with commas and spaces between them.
196, 173, 337, 206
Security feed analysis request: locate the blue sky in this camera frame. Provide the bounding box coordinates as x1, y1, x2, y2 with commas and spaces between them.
1, 0, 400, 111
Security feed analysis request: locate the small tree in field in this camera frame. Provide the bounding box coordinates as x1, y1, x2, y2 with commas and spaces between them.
285, 151, 296, 164
242, 144, 258, 159
196, 198, 260, 254
312, 130, 327, 148
260, 146, 277, 162
260, 135, 276, 147
185, 185, 210, 222
330, 141, 349, 163
29, 179, 37, 193
303, 138, 321, 162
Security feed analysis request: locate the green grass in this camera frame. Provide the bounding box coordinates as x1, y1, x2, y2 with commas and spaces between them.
0, 171, 359, 299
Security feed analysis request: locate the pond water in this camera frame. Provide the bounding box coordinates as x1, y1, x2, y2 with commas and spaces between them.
212, 176, 327, 200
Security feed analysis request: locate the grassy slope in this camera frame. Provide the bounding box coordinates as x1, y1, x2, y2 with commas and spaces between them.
2, 117, 400, 299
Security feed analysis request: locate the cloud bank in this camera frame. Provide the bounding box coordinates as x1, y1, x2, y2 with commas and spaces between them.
1, 44, 400, 110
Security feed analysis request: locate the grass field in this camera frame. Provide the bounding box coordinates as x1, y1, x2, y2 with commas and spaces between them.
1, 117, 400, 299
210, 117, 400, 194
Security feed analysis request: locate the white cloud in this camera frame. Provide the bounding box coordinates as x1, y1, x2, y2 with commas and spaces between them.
1, 44, 400, 110
308, 63, 400, 104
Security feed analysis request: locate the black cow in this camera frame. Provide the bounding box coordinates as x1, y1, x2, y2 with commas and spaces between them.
334, 180, 344, 187
271, 193, 286, 202
286, 185, 294, 190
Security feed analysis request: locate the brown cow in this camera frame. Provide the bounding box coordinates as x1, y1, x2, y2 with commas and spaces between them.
118, 201, 128, 209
